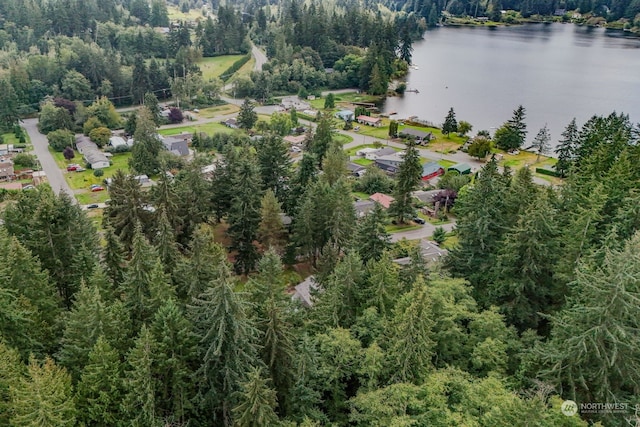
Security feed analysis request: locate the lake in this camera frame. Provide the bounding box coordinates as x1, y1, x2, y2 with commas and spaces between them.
382, 23, 640, 148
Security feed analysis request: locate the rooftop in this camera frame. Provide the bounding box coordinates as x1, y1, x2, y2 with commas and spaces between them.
292, 276, 319, 307
370, 192, 395, 209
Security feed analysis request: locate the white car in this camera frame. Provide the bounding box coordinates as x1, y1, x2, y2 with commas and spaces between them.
290, 146, 302, 153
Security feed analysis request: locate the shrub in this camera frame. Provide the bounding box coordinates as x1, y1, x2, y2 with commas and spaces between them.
83, 116, 104, 136
47, 129, 75, 152
13, 153, 37, 168
63, 146, 75, 160
432, 227, 447, 245
535, 167, 561, 177
89, 126, 111, 147
93, 169, 104, 177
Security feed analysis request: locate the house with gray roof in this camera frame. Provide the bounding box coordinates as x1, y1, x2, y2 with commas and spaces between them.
292, 276, 320, 307
75, 136, 110, 169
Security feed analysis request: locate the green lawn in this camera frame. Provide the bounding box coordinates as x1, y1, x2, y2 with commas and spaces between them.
333, 133, 353, 145
77, 191, 110, 205
198, 55, 245, 80
196, 104, 240, 118
58, 151, 132, 190
353, 158, 373, 166
386, 223, 422, 233
437, 159, 456, 169
159, 122, 236, 136
352, 192, 370, 200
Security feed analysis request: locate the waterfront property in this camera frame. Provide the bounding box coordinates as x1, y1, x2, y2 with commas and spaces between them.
356, 115, 382, 127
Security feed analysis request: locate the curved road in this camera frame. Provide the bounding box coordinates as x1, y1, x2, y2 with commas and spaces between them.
252, 44, 268, 71
22, 118, 76, 204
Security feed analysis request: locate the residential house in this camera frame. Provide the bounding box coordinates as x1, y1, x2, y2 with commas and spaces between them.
356, 115, 382, 127
369, 192, 395, 209
399, 128, 434, 143
374, 152, 406, 174
284, 135, 307, 146
292, 276, 320, 307
421, 162, 445, 181
354, 199, 376, 217
0, 182, 22, 190
347, 162, 366, 177
109, 136, 132, 148
364, 147, 396, 161
412, 189, 443, 204
161, 135, 190, 156
222, 118, 238, 128
32, 171, 46, 185
394, 239, 448, 266
448, 163, 472, 175
134, 175, 151, 185
75, 136, 110, 169
335, 109, 355, 122
0, 158, 14, 180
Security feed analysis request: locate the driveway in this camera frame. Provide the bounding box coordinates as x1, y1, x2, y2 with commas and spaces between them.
252, 44, 268, 71
22, 118, 76, 203
390, 221, 456, 242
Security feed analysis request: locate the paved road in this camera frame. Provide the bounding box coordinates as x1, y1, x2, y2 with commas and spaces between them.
23, 118, 77, 203
252, 44, 268, 71
390, 221, 456, 242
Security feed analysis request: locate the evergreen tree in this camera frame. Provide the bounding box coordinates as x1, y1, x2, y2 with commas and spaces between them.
385, 277, 434, 384
103, 170, 153, 251
0, 342, 23, 426
287, 152, 318, 214
256, 134, 292, 204
388, 120, 398, 138
0, 231, 61, 356
238, 99, 258, 130
228, 146, 263, 274
308, 113, 334, 166
258, 190, 287, 253
143, 92, 161, 125
129, 107, 163, 176
540, 232, 640, 416
131, 56, 150, 105
232, 367, 280, 427
320, 142, 349, 186
122, 222, 173, 328
324, 93, 335, 109
153, 209, 181, 274
57, 284, 129, 379
123, 326, 159, 427
354, 203, 390, 263
442, 107, 458, 137
75, 337, 125, 427
10, 357, 76, 427
531, 123, 551, 162
389, 139, 422, 224
494, 105, 527, 151
190, 270, 260, 425
0, 79, 20, 131
362, 252, 401, 317
446, 157, 511, 305
102, 225, 127, 288
492, 191, 560, 332
150, 298, 197, 423
555, 118, 579, 177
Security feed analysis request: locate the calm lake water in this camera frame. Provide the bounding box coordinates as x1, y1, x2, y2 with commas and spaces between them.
382, 23, 640, 148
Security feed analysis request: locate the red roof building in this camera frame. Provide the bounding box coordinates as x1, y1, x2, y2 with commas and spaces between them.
369, 192, 395, 209
356, 115, 382, 127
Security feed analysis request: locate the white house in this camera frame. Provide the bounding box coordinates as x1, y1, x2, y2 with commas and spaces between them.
109, 136, 133, 148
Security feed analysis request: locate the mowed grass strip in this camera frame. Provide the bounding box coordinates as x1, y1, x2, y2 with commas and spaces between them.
198, 55, 245, 80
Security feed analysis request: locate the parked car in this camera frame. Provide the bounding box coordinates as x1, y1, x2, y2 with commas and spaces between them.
87, 204, 99, 209
290, 146, 302, 153
22, 185, 35, 190
90, 186, 104, 192
413, 217, 426, 225
75, 167, 86, 172
66, 165, 79, 171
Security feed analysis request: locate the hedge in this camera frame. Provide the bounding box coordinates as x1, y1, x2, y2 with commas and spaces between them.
535, 167, 561, 177
220, 54, 251, 82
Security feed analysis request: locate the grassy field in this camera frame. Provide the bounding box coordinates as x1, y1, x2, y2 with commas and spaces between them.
64, 153, 132, 190
333, 133, 353, 145
77, 191, 110, 205
167, 5, 205, 21
198, 55, 245, 80
359, 123, 467, 149
159, 122, 236, 136
196, 104, 240, 118
345, 144, 399, 156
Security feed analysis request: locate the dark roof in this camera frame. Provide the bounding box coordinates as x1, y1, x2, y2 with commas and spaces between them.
347, 162, 365, 173
163, 138, 189, 156
412, 189, 443, 203
400, 128, 433, 139
354, 199, 376, 216
293, 276, 319, 307
372, 147, 396, 157
375, 160, 399, 173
